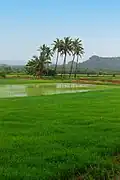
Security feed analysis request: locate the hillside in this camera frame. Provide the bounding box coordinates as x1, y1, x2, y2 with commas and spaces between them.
80, 55, 120, 71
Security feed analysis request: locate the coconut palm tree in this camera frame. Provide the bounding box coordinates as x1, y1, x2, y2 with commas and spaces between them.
26, 56, 37, 76
38, 44, 53, 59
52, 38, 63, 73
60, 37, 72, 76
38, 44, 53, 75
69, 38, 84, 78
26, 45, 52, 77
74, 41, 84, 78
69, 38, 79, 78
44, 46, 53, 74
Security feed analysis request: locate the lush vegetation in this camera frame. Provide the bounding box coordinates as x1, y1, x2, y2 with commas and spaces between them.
0, 65, 25, 78
1, 54, 120, 79
1, 55, 120, 79
1, 75, 120, 88
0, 89, 120, 179
26, 37, 84, 78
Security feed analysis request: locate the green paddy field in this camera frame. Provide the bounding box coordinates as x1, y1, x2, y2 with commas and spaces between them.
0, 79, 120, 179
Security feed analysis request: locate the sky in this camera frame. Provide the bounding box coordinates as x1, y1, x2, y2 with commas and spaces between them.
0, 0, 120, 65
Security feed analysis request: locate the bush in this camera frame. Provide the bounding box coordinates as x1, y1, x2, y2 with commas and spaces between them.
46, 69, 56, 76
113, 73, 116, 77
0, 72, 6, 78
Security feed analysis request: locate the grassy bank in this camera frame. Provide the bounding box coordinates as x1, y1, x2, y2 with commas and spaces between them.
0, 78, 71, 85
1, 74, 120, 85
0, 89, 120, 179
1, 77, 120, 86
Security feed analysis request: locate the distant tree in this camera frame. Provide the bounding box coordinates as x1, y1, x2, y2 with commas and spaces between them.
4, 66, 12, 74
47, 69, 56, 76
0, 71, 6, 78
113, 73, 116, 77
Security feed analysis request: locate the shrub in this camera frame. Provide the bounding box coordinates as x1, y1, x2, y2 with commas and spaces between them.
0, 71, 6, 78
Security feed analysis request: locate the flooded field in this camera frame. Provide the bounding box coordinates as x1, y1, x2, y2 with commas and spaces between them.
0, 83, 95, 98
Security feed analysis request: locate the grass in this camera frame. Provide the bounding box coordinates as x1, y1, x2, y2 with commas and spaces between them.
1, 74, 120, 86
0, 78, 71, 85
1, 76, 120, 86
0, 89, 120, 179
60, 74, 120, 80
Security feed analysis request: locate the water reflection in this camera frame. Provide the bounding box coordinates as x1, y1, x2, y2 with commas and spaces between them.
0, 83, 92, 98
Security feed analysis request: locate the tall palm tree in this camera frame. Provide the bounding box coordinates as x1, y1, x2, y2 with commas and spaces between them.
69, 38, 84, 78
45, 46, 53, 75
69, 38, 79, 78
38, 44, 53, 75
60, 37, 72, 76
74, 41, 84, 78
52, 38, 63, 73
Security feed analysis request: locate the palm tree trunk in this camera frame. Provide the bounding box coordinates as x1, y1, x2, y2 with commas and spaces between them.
69, 54, 75, 78
61, 53, 67, 77
47, 63, 49, 76
74, 55, 79, 78
54, 51, 59, 73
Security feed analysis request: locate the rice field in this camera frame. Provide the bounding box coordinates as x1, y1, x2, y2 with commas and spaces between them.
0, 87, 120, 179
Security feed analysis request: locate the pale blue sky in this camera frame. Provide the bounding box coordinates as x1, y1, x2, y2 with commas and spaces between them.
0, 0, 120, 64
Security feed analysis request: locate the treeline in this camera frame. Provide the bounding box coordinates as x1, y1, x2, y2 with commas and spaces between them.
0, 65, 25, 78
0, 64, 120, 78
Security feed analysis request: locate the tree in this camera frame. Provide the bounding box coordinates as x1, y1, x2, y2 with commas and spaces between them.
26, 45, 52, 77
38, 44, 53, 61
74, 40, 84, 78
26, 37, 84, 79
60, 37, 72, 77
26, 56, 38, 76
4, 66, 12, 74
69, 38, 84, 78
42, 45, 53, 75
52, 38, 63, 73
0, 71, 6, 78
69, 38, 79, 78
